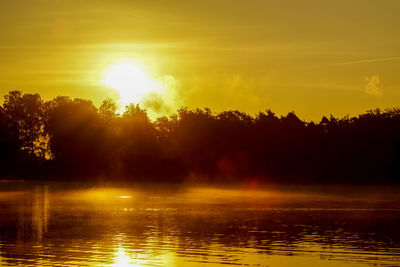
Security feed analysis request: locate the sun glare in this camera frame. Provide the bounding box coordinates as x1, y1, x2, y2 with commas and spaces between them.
102, 60, 161, 111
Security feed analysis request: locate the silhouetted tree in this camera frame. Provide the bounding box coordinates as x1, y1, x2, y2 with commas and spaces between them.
3, 91, 47, 159
1, 90, 400, 184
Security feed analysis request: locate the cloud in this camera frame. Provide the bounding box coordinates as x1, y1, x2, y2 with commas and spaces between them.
142, 75, 182, 119
143, 93, 172, 114
332, 56, 400, 66
364, 75, 382, 97
225, 74, 263, 105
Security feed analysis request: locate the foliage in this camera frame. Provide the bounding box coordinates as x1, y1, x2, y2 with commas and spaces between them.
1, 91, 400, 183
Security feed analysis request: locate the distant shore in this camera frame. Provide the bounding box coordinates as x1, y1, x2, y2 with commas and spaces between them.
1, 91, 399, 185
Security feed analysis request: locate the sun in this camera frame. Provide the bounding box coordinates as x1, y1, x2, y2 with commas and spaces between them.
101, 60, 160, 109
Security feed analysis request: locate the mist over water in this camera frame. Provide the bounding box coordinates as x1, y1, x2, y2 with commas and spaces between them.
0, 182, 399, 266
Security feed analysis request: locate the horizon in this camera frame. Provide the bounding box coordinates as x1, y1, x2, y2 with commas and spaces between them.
1, 89, 398, 122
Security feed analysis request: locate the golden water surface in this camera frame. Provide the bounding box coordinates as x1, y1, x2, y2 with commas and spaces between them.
0, 182, 399, 266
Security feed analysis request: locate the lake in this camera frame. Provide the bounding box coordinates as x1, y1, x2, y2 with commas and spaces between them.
0, 182, 399, 266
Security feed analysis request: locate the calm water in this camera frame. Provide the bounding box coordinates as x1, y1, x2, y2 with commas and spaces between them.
0, 182, 399, 266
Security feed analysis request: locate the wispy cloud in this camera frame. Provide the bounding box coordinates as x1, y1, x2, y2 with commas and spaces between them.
364, 75, 382, 97
142, 75, 182, 119
332, 56, 400, 66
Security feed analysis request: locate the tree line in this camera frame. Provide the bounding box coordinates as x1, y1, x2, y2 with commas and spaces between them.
1, 90, 399, 183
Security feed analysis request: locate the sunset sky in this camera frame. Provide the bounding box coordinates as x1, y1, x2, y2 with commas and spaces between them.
1, 0, 399, 120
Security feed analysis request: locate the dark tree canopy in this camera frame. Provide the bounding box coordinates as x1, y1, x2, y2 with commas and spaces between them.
1, 91, 399, 184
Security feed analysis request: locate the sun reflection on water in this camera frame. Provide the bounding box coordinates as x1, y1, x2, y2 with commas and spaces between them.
111, 235, 177, 267
113, 247, 144, 267
118, 195, 133, 199
0, 185, 399, 266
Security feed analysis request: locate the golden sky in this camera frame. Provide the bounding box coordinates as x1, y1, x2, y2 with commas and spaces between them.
1, 0, 399, 120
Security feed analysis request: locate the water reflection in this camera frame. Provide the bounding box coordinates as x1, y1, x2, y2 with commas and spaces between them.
0, 184, 399, 266
13, 185, 49, 266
